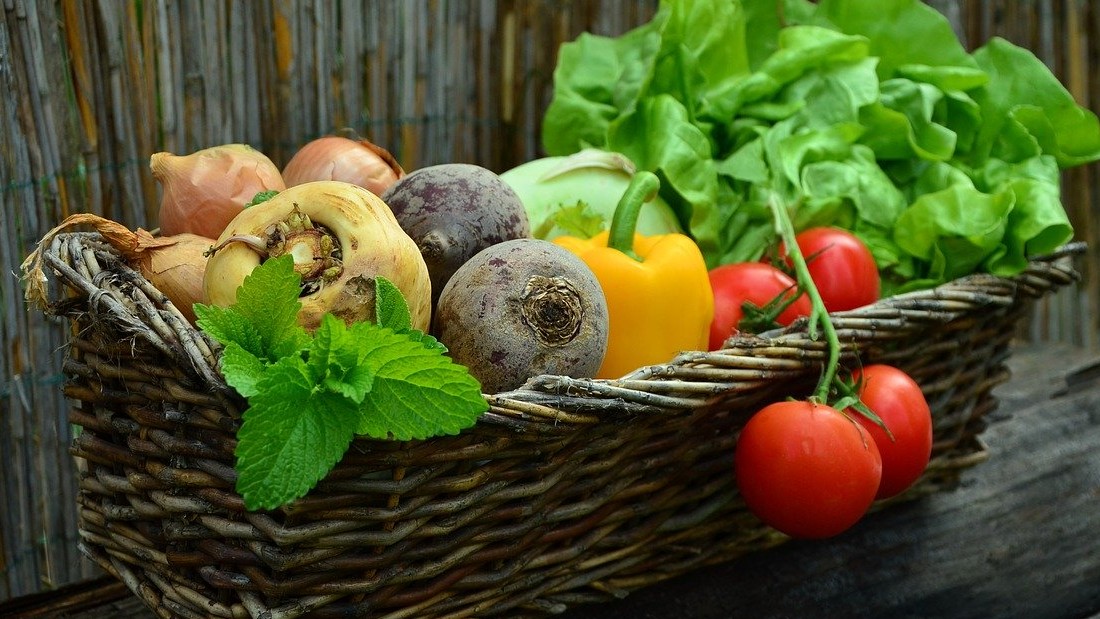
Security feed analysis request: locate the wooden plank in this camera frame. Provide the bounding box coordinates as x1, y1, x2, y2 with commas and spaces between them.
561, 343, 1100, 619
0, 0, 97, 600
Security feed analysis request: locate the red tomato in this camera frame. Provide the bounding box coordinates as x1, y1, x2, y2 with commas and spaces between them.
781, 227, 880, 312
708, 262, 811, 350
849, 365, 934, 500
734, 400, 882, 539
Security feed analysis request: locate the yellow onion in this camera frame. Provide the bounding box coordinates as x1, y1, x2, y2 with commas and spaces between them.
204, 180, 431, 331
21, 213, 211, 324
282, 134, 404, 196
151, 143, 286, 240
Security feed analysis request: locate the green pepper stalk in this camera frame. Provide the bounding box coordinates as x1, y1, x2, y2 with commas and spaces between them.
605, 171, 662, 261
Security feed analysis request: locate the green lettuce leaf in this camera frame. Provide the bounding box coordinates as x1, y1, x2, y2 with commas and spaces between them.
971, 37, 1100, 168
542, 0, 1099, 289
541, 25, 663, 156
811, 0, 977, 79
892, 184, 1013, 287
607, 95, 718, 251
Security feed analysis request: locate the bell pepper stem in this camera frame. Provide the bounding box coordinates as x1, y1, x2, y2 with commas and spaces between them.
607, 171, 661, 261
766, 191, 841, 402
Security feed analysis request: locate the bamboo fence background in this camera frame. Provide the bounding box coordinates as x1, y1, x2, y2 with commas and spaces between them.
1, 0, 1096, 604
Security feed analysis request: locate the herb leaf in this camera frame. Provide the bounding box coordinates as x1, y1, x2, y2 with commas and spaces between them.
234, 355, 361, 511
219, 342, 267, 398
374, 276, 412, 332
357, 335, 489, 440
309, 314, 376, 402
197, 257, 487, 511
195, 255, 309, 361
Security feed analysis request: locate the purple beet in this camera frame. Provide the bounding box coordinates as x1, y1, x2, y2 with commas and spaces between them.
380, 163, 530, 308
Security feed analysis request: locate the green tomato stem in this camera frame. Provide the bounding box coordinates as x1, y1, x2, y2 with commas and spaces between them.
607, 171, 661, 261
766, 192, 841, 402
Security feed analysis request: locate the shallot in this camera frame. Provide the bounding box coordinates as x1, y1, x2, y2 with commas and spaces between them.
151, 143, 286, 240
282, 134, 404, 196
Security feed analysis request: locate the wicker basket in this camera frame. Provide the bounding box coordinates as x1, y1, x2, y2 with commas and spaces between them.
30, 230, 1083, 619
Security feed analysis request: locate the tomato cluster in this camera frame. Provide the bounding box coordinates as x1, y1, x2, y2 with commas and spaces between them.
734, 364, 934, 539
709, 225, 932, 538
707, 227, 879, 349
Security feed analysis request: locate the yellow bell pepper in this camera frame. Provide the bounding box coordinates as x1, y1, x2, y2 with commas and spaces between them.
554, 171, 713, 379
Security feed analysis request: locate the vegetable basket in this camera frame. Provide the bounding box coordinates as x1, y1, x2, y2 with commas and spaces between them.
30, 229, 1083, 619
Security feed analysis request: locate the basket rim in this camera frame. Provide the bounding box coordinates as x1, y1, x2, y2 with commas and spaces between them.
30, 231, 1086, 425
489, 241, 1086, 411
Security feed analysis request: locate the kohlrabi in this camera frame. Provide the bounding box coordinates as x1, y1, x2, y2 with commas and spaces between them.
499, 149, 682, 240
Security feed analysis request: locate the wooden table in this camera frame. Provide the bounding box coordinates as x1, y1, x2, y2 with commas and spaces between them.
3, 343, 1099, 619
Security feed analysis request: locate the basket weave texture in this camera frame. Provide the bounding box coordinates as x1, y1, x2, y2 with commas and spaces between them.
34, 231, 1082, 619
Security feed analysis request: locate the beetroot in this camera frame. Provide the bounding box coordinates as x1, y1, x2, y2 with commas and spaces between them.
381, 163, 530, 308
434, 238, 608, 394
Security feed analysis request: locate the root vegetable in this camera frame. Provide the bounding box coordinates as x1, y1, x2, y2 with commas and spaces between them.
203, 180, 431, 332
151, 143, 286, 240
380, 163, 531, 309
282, 133, 405, 196
434, 238, 608, 394
21, 213, 211, 324
499, 148, 683, 240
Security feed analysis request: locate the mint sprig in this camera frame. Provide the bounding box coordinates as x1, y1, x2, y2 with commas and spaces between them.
194, 256, 487, 511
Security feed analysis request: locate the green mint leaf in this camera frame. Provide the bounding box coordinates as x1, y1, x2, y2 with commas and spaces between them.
231, 255, 311, 360
195, 255, 309, 361
405, 330, 448, 354
374, 276, 412, 331
350, 324, 487, 440
219, 341, 268, 398
323, 368, 375, 402
234, 354, 360, 511
309, 314, 375, 402
194, 303, 265, 358
245, 189, 280, 208
200, 256, 488, 512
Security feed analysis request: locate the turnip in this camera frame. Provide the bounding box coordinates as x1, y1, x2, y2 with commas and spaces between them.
380, 163, 530, 308
203, 181, 432, 332
499, 148, 683, 240
434, 238, 608, 394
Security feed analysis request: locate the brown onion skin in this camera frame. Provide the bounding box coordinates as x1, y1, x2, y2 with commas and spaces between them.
152, 144, 286, 240
139, 233, 211, 324
282, 136, 405, 197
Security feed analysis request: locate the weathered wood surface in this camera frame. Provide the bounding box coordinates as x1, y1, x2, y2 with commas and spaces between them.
1, 342, 1097, 619
563, 343, 1100, 619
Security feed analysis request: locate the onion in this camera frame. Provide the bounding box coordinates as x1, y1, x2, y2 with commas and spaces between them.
282, 134, 405, 196
151, 143, 286, 240
22, 213, 212, 324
